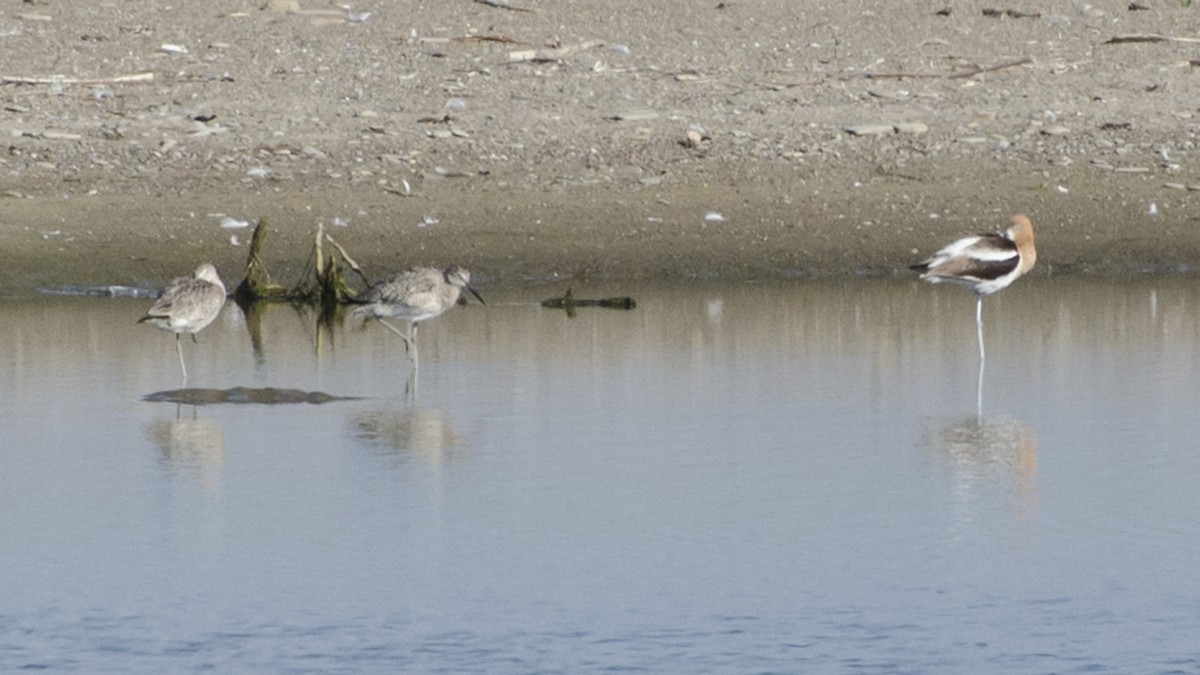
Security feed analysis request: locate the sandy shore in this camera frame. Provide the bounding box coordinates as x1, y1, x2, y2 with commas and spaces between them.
3, 1, 1200, 291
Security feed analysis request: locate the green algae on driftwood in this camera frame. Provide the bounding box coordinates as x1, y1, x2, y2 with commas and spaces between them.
232, 218, 362, 306
232, 218, 292, 303
230, 218, 376, 359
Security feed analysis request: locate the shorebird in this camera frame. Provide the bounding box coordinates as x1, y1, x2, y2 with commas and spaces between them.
911, 214, 1037, 362
138, 263, 227, 380
350, 266, 485, 363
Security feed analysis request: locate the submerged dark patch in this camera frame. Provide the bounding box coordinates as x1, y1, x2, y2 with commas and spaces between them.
143, 387, 363, 406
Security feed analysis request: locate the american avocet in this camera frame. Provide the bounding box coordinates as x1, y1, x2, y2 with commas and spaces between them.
139, 263, 227, 381
350, 266, 485, 363
910, 214, 1037, 361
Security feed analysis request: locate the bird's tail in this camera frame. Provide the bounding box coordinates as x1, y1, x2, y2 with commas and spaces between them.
345, 300, 380, 326
346, 302, 371, 318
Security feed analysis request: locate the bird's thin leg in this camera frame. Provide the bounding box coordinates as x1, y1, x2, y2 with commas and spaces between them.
175, 333, 188, 382
407, 322, 419, 364
975, 294, 985, 363
377, 318, 413, 350
406, 361, 419, 399
976, 353, 986, 422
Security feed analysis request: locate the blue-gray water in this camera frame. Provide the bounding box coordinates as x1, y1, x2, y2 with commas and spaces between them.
2, 278, 1200, 673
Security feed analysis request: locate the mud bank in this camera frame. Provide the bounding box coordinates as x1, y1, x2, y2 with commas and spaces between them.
3, 1, 1200, 291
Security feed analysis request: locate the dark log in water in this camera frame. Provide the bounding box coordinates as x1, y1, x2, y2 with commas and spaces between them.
541, 287, 637, 316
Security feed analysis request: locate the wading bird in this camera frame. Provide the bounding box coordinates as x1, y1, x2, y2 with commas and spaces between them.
139, 263, 227, 381
350, 265, 485, 364
911, 214, 1037, 362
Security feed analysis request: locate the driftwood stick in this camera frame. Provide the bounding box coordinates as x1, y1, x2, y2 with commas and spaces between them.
323, 234, 372, 286
1105, 34, 1200, 45
1, 72, 154, 86
982, 8, 1041, 19
234, 218, 291, 301
947, 56, 1033, 79
508, 40, 604, 63
860, 72, 945, 80
473, 0, 534, 12
454, 34, 528, 45
314, 221, 326, 279
850, 57, 1032, 80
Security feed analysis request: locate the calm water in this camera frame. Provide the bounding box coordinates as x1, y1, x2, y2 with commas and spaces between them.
2, 277, 1200, 673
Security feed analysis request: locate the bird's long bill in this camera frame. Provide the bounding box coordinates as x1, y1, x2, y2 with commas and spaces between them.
466, 285, 486, 305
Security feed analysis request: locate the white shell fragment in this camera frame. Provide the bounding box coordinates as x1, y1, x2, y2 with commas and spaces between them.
611, 110, 658, 122
507, 49, 538, 63
844, 124, 894, 137
160, 43, 189, 55
685, 124, 711, 148
263, 0, 301, 11
41, 130, 83, 141
894, 122, 929, 135
246, 167, 271, 178
219, 216, 250, 229
704, 211, 726, 223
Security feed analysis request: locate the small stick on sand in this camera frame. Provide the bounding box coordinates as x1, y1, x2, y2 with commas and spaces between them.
947, 57, 1033, 79
852, 57, 1032, 81
508, 40, 605, 64
473, 0, 534, 12
454, 34, 528, 45
1104, 34, 1200, 45
1, 72, 154, 86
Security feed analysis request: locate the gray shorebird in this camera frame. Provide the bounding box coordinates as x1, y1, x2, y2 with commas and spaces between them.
911, 214, 1037, 362
350, 266, 485, 362
139, 263, 226, 380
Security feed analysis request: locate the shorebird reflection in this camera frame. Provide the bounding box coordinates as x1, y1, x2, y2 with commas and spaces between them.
352, 406, 461, 464
148, 407, 225, 489
927, 416, 1038, 521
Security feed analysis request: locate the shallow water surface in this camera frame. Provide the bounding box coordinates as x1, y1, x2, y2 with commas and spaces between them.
2, 277, 1200, 672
